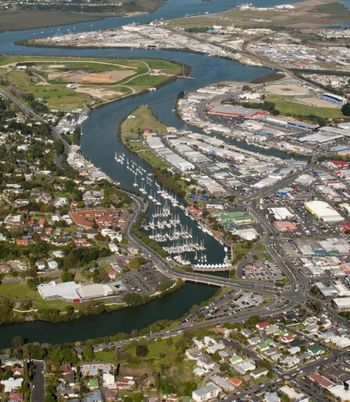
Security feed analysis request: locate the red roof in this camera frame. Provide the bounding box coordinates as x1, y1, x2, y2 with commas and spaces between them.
274, 221, 298, 232
331, 160, 348, 168
39, 218, 46, 227
280, 335, 295, 343
308, 372, 334, 389
341, 222, 350, 232
16, 239, 29, 246
228, 377, 243, 387
256, 321, 270, 330
9, 393, 23, 402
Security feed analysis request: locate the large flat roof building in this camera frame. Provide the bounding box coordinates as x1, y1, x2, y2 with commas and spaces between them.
333, 297, 350, 312
37, 281, 80, 301
304, 200, 344, 223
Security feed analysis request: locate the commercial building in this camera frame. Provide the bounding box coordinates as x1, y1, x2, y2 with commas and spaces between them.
37, 281, 80, 301
269, 207, 294, 220
333, 297, 350, 312
77, 284, 113, 300
207, 102, 269, 119
304, 200, 344, 223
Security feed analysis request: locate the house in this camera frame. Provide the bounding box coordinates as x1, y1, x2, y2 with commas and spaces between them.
264, 392, 281, 402
250, 367, 268, 379
103, 373, 116, 389
9, 392, 24, 402
185, 348, 202, 361
47, 260, 58, 270
84, 390, 103, 402
229, 354, 243, 366
116, 376, 135, 390
192, 382, 220, 402
279, 385, 309, 401
256, 321, 270, 331
228, 377, 242, 388
210, 375, 234, 392
233, 360, 256, 375
1, 377, 24, 393
307, 345, 325, 356
197, 356, 216, 371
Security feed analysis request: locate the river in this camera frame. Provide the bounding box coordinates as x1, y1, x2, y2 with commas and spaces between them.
0, 0, 306, 347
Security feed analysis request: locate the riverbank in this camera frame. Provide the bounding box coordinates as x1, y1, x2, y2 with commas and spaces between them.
0, 277, 184, 326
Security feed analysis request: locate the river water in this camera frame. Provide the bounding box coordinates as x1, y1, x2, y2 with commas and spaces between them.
0, 0, 309, 347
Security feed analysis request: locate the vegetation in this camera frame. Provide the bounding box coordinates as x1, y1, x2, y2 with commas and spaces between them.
267, 95, 347, 121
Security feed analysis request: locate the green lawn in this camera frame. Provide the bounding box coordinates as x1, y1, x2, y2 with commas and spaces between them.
0, 283, 38, 300
268, 95, 346, 119
0, 282, 73, 310
121, 105, 169, 136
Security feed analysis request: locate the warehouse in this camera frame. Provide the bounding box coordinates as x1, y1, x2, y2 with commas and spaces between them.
269, 207, 294, 220
77, 284, 114, 300
207, 102, 268, 119
333, 297, 350, 312
37, 281, 80, 301
304, 200, 344, 223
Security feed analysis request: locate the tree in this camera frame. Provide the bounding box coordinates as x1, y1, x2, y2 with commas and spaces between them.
135, 344, 149, 357
82, 345, 95, 361
12, 336, 24, 358
341, 103, 350, 116
123, 293, 144, 306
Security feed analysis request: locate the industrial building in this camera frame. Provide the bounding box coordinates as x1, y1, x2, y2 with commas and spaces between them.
77, 284, 113, 300
38, 281, 115, 302
333, 297, 350, 312
304, 200, 344, 223
207, 102, 268, 119
37, 281, 80, 301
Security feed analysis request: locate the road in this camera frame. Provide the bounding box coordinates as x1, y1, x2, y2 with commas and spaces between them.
30, 360, 45, 402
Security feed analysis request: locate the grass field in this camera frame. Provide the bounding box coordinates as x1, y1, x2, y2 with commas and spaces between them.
0, 282, 72, 310
121, 104, 169, 136
0, 55, 180, 111
268, 95, 346, 119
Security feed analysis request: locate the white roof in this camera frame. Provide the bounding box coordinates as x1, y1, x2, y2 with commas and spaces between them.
269, 207, 294, 220
37, 281, 80, 300
304, 200, 344, 222
77, 284, 113, 299
333, 297, 350, 308
329, 385, 350, 401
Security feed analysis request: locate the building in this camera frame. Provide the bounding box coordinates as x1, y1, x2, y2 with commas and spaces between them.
77, 284, 113, 300
192, 382, 220, 402
304, 200, 344, 223
321, 92, 347, 106
207, 102, 269, 119
37, 281, 80, 301
333, 297, 350, 312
